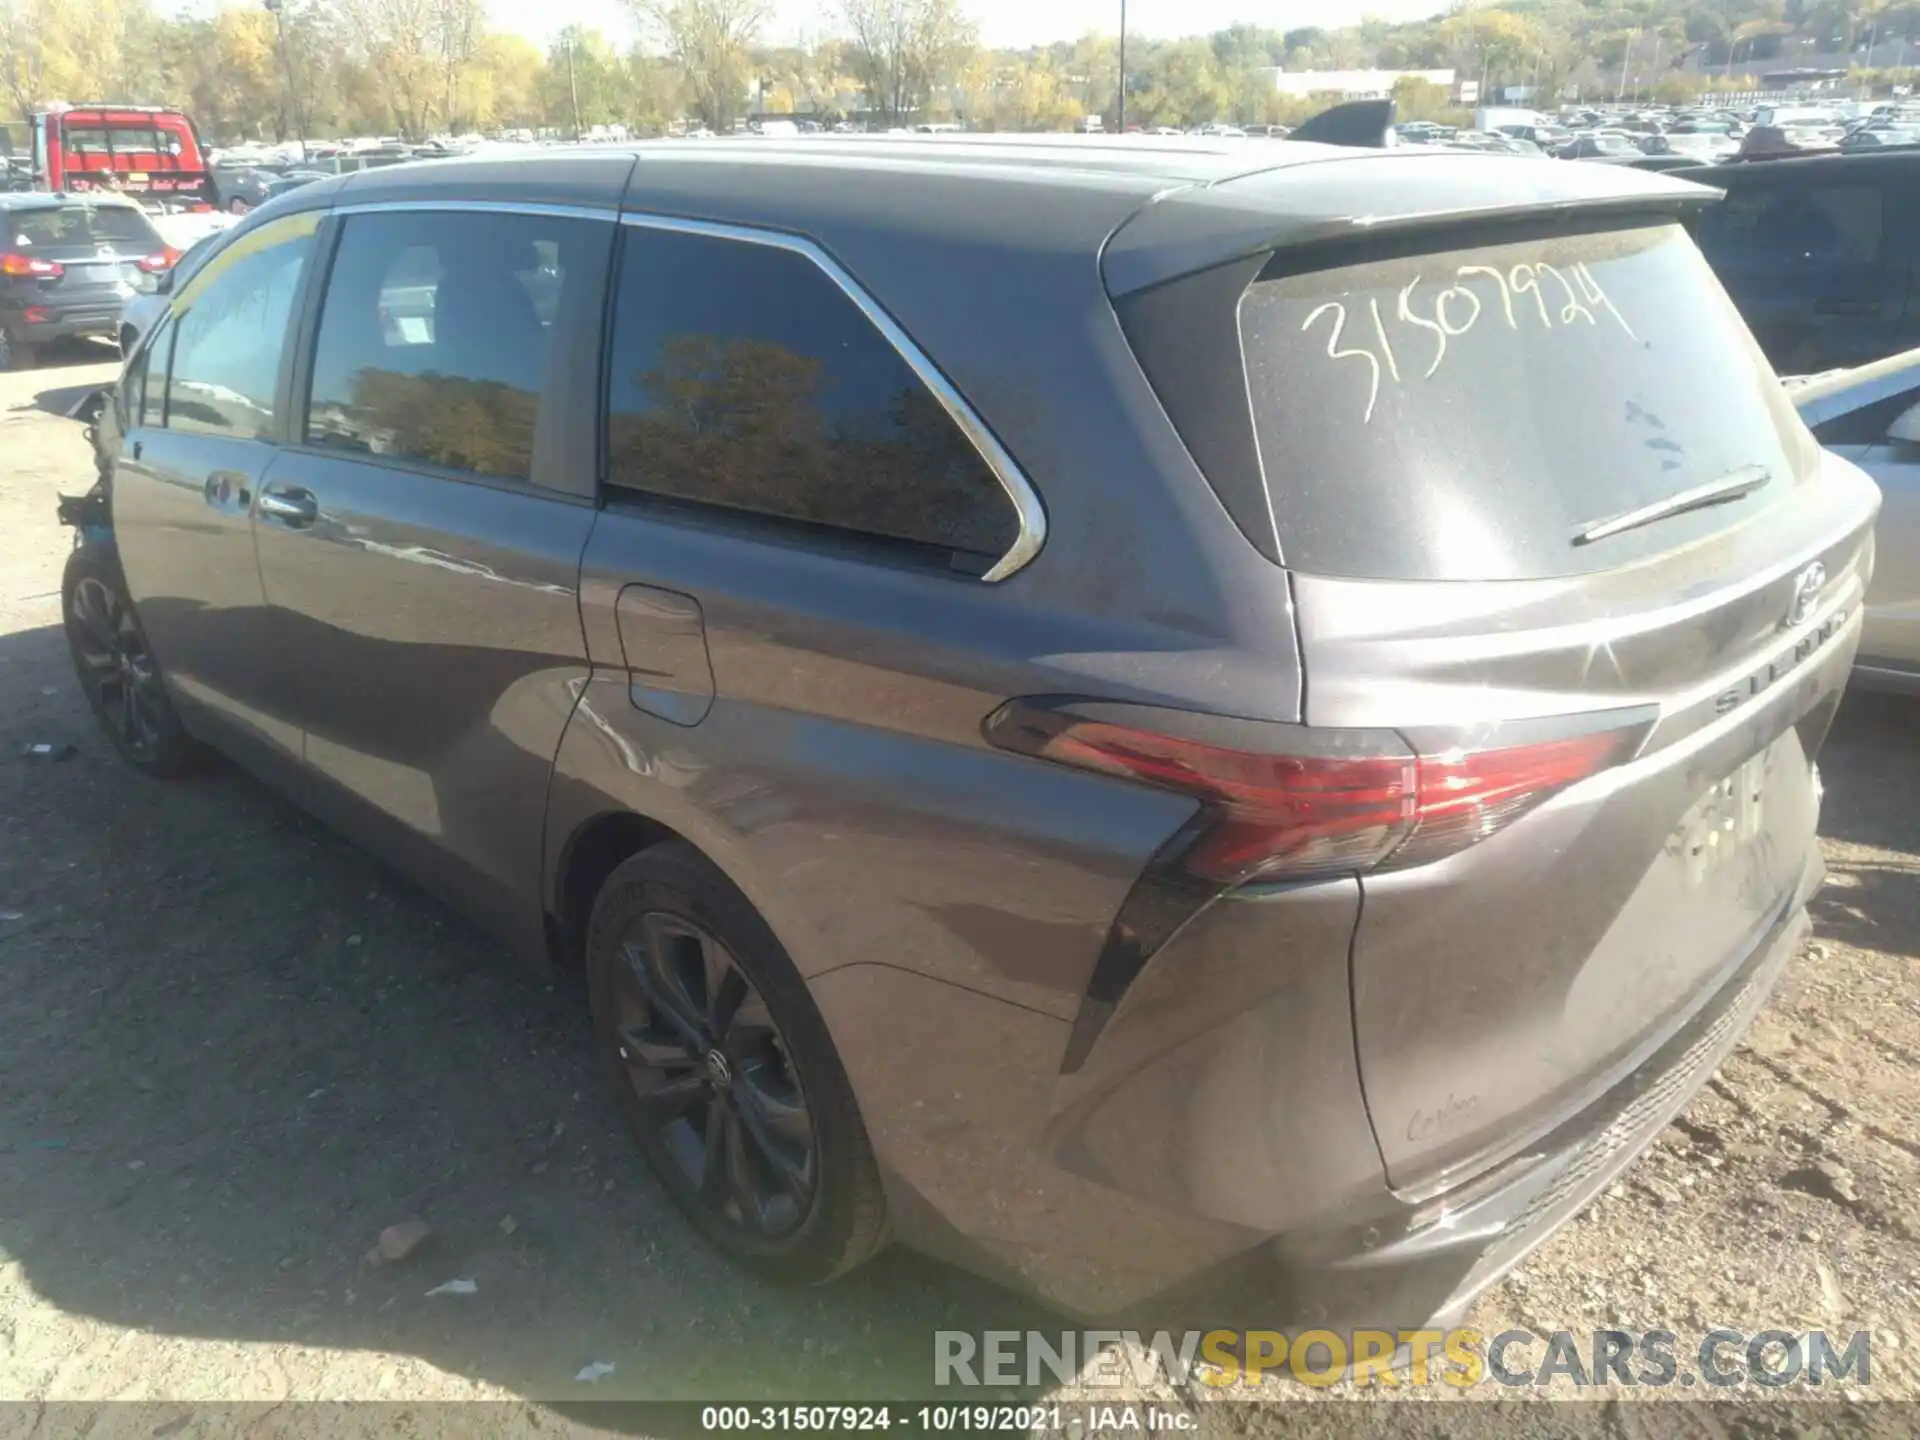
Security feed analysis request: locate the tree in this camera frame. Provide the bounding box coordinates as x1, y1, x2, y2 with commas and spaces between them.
625, 0, 768, 131
338, 0, 439, 135
1068, 32, 1116, 123
3, 0, 160, 121
170, 10, 283, 140
3, 0, 59, 119
1210, 22, 1280, 70
838, 0, 976, 125
1281, 25, 1327, 58
434, 0, 484, 131
989, 51, 1081, 131
467, 33, 545, 129
1391, 74, 1452, 121
543, 27, 629, 130
1134, 36, 1230, 127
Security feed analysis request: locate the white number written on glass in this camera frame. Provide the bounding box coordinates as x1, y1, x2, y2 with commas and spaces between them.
1300, 260, 1638, 423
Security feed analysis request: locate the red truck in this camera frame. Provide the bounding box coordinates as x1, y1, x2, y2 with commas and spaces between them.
28, 104, 214, 206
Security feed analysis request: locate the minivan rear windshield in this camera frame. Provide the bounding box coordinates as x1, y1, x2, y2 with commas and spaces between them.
1240, 223, 1814, 580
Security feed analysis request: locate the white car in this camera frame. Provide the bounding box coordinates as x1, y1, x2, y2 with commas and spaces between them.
117, 227, 227, 353
1794, 348, 1920, 692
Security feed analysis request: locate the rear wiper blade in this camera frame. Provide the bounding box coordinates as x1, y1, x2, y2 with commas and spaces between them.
1571, 464, 1771, 546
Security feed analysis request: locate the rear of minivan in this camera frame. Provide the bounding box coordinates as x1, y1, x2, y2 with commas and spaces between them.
1033, 152, 1877, 1321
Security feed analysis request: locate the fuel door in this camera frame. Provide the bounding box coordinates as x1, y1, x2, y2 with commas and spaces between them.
614, 583, 716, 726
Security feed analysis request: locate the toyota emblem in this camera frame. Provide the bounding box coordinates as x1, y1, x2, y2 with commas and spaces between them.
1787, 561, 1826, 628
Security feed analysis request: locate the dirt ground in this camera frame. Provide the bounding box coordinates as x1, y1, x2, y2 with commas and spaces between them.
1, 346, 1917, 1431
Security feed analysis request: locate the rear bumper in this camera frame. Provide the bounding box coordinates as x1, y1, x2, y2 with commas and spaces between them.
818, 847, 1817, 1328
1134, 855, 1818, 1334
3, 289, 127, 343
2, 303, 123, 344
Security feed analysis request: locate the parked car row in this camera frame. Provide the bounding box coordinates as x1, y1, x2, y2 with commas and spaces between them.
1397, 96, 1920, 169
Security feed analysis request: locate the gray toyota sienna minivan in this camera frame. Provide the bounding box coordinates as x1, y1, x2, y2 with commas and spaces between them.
63, 138, 1878, 1329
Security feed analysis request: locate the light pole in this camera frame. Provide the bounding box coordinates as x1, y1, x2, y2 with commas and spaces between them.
564, 32, 582, 139
1117, 0, 1126, 132
262, 0, 308, 157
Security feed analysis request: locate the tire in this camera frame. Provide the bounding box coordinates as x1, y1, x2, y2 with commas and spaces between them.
61, 546, 198, 777
0, 329, 36, 371
586, 841, 888, 1284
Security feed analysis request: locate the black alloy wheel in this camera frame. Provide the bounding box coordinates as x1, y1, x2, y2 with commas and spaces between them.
585, 841, 887, 1283
61, 547, 196, 775
69, 572, 167, 762
610, 911, 817, 1239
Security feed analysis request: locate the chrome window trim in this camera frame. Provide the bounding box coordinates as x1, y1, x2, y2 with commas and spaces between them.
321, 199, 1047, 580
331, 199, 619, 221
617, 210, 1047, 583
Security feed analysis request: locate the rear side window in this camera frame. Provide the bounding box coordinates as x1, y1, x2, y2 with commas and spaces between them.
304, 210, 591, 482
603, 226, 1018, 567
1236, 223, 1815, 580
1693, 182, 1885, 271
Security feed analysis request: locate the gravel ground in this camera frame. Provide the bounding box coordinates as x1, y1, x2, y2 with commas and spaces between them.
1, 348, 1915, 1432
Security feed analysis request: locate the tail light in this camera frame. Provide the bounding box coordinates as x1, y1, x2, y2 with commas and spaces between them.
1, 252, 64, 278
990, 698, 1651, 1075
135, 248, 182, 273
986, 698, 1653, 1071
984, 700, 1647, 887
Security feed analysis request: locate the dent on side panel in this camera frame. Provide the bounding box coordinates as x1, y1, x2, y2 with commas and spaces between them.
1046, 877, 1384, 1233
553, 510, 1211, 1019
805, 962, 1267, 1317
545, 669, 1186, 1020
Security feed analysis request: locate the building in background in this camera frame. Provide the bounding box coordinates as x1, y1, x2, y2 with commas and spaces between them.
1252, 68, 1457, 100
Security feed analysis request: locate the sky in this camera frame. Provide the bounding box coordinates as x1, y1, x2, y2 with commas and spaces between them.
487, 0, 1451, 53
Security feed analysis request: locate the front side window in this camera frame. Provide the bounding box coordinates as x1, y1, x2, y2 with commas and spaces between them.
120, 332, 151, 430
135, 319, 172, 428
603, 226, 1018, 567
303, 209, 591, 483
165, 219, 314, 439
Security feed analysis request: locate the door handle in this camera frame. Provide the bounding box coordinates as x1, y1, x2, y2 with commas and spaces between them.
257, 486, 318, 527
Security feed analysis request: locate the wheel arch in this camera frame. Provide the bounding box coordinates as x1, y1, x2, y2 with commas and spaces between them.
546, 808, 682, 971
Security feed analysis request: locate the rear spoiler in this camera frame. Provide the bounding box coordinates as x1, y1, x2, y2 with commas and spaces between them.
1289, 99, 1397, 149
1104, 152, 1722, 298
